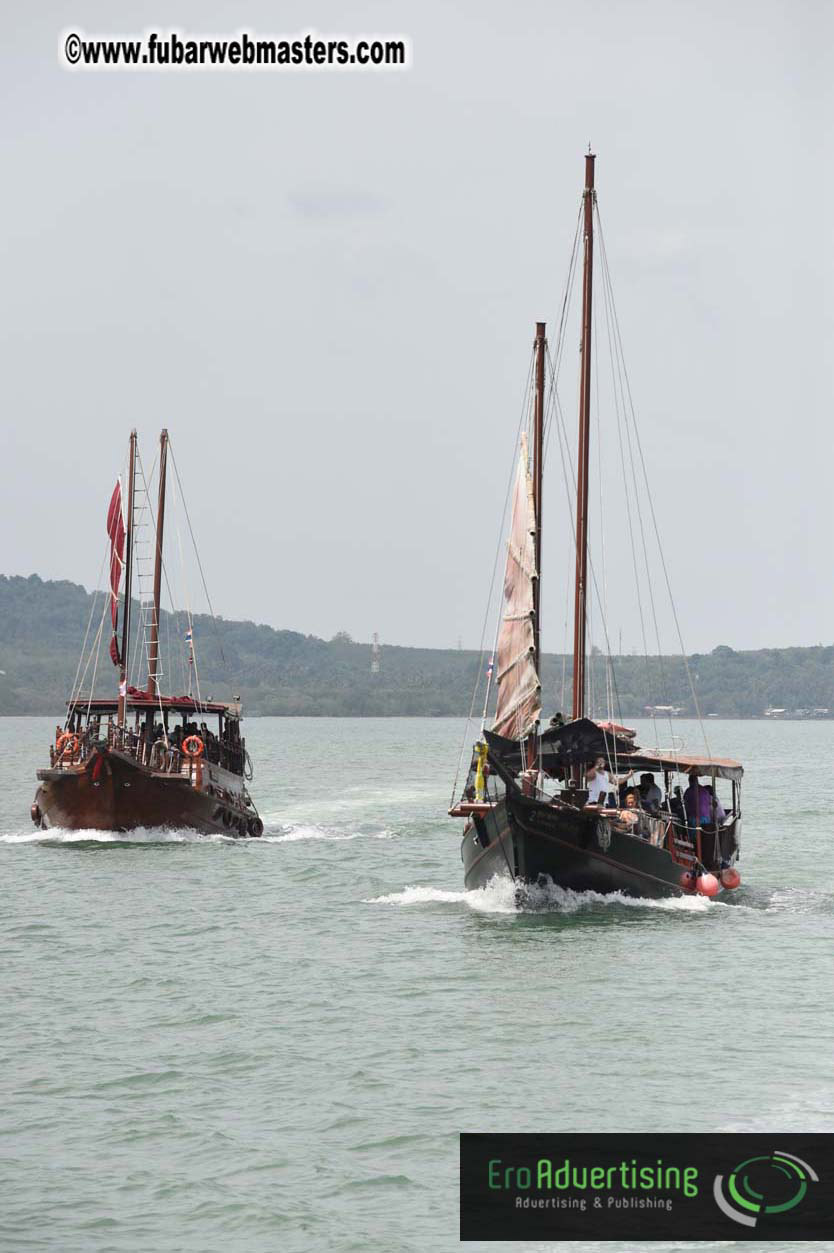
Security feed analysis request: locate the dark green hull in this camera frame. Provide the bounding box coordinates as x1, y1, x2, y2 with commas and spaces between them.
461, 791, 739, 900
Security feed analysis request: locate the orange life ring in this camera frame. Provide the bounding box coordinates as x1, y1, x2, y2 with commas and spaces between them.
183, 735, 204, 759
56, 732, 79, 757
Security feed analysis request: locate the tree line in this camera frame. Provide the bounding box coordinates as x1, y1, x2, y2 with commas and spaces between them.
1, 575, 832, 718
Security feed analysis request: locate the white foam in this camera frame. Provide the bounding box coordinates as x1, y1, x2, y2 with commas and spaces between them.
367, 876, 717, 915
0, 826, 232, 845
263, 823, 393, 843
367, 880, 518, 913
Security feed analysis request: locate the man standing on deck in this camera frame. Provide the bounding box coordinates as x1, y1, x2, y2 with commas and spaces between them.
586, 757, 632, 806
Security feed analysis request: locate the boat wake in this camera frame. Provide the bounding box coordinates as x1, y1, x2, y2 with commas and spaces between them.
263, 822, 394, 843
0, 826, 236, 846
367, 877, 716, 915
2, 821, 395, 847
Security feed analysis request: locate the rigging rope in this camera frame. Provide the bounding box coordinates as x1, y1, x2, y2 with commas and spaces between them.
595, 206, 711, 759
168, 439, 229, 683
595, 214, 660, 750
450, 348, 536, 806
66, 540, 109, 723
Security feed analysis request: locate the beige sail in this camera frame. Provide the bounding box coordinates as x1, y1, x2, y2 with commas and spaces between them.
492, 433, 540, 739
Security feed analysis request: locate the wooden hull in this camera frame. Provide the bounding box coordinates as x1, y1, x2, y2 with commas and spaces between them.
461, 792, 740, 900
33, 748, 261, 837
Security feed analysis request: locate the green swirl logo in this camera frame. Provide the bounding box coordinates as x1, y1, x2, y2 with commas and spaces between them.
714, 1151, 818, 1227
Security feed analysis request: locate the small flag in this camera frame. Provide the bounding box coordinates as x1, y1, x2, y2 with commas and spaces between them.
185, 628, 193, 644
486, 655, 494, 679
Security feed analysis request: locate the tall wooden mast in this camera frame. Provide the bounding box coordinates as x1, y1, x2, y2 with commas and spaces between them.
572, 151, 595, 721
532, 321, 546, 675
146, 429, 169, 698
117, 429, 137, 725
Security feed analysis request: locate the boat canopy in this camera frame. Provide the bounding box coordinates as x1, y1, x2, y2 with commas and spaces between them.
485, 719, 635, 774
485, 719, 743, 782
68, 694, 239, 717
618, 749, 743, 782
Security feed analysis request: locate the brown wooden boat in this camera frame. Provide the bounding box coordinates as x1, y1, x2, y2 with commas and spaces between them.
31, 430, 263, 837
449, 152, 744, 900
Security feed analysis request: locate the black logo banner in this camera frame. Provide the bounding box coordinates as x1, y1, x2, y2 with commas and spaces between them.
460, 1133, 834, 1241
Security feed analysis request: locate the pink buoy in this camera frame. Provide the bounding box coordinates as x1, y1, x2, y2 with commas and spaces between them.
679, 870, 695, 892
696, 872, 720, 897
720, 867, 741, 890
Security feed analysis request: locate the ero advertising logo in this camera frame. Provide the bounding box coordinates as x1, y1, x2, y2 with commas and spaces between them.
460, 1133, 834, 1242
713, 1149, 818, 1228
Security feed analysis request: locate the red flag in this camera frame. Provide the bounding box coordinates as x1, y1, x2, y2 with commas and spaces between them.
107, 480, 125, 665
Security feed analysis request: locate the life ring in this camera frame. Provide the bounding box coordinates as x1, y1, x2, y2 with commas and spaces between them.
56, 732, 79, 758
183, 735, 204, 759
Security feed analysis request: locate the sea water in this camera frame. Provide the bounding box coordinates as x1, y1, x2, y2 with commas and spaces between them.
2, 716, 833, 1252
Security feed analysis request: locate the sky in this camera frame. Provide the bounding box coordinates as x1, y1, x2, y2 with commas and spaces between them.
1, 0, 832, 656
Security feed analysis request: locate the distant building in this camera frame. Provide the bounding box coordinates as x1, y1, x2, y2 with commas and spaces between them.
765, 707, 831, 719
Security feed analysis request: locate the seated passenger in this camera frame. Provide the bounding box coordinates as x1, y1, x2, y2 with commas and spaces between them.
669, 787, 686, 824
684, 770, 712, 829
705, 785, 726, 824
639, 772, 662, 813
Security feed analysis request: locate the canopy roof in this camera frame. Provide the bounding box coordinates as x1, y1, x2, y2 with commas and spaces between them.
619, 750, 743, 782
68, 694, 239, 717
485, 718, 743, 782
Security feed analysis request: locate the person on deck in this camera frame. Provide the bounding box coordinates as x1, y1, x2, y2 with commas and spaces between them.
705, 784, 726, 824
683, 771, 712, 830
586, 757, 632, 806
669, 786, 686, 824
639, 772, 662, 813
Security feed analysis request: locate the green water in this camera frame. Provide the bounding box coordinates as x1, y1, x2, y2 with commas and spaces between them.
2, 717, 833, 1252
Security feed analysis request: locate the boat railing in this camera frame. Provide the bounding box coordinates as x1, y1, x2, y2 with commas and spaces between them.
49, 723, 242, 779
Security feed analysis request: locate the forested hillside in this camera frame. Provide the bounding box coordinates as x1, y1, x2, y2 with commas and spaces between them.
1, 575, 832, 718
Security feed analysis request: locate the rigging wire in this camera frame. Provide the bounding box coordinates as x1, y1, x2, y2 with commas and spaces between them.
84, 588, 111, 723
547, 346, 626, 730
449, 347, 536, 806
168, 439, 230, 683
595, 212, 660, 749
595, 206, 710, 757
66, 540, 109, 722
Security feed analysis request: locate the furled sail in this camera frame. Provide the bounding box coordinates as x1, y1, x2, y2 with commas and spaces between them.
492, 433, 540, 739
106, 479, 125, 667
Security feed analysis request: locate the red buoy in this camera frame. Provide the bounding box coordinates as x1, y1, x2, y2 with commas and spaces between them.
696, 872, 720, 897
720, 867, 741, 890
679, 870, 695, 892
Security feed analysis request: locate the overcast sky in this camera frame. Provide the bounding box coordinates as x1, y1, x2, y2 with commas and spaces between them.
1, 0, 831, 656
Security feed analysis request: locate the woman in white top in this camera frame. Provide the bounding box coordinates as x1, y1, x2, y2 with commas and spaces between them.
586, 757, 633, 805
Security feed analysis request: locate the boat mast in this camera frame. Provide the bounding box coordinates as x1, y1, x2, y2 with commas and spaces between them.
532, 321, 546, 675
117, 429, 137, 726
572, 151, 595, 721
146, 428, 168, 698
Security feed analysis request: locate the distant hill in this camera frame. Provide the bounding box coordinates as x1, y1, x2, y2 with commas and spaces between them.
1, 574, 833, 718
